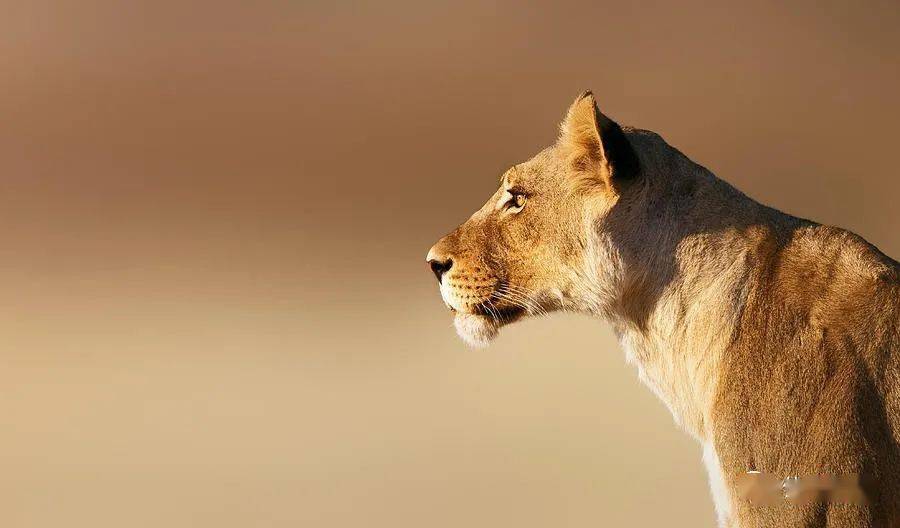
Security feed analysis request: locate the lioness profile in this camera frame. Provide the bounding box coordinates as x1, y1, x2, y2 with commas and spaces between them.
426, 92, 900, 527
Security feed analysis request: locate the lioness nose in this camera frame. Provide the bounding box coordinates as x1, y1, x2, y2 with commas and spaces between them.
427, 257, 453, 283
426, 246, 453, 283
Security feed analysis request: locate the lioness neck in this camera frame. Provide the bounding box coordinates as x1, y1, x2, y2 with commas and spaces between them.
595, 130, 791, 441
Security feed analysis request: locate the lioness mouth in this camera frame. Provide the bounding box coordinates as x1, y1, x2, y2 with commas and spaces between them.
472, 302, 525, 322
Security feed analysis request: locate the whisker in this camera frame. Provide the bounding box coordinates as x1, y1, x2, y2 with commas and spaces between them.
491, 292, 531, 317
495, 287, 534, 314
494, 289, 537, 315
481, 298, 501, 324
499, 284, 548, 317
493, 285, 546, 317
486, 298, 507, 324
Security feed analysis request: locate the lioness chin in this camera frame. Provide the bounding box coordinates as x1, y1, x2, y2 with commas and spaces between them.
426, 92, 900, 527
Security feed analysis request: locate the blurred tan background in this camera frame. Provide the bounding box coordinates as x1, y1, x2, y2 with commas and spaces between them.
0, 1, 898, 526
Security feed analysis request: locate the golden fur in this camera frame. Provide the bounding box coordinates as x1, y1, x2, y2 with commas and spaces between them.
426, 92, 900, 527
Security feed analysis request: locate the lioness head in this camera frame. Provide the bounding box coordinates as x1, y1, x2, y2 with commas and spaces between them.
426, 91, 642, 347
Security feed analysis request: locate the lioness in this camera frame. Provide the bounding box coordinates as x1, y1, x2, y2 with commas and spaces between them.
426, 92, 900, 527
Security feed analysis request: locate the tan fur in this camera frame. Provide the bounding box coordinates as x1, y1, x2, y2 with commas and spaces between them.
426, 92, 900, 527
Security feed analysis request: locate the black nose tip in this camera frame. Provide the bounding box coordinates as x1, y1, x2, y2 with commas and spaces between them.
428, 257, 453, 283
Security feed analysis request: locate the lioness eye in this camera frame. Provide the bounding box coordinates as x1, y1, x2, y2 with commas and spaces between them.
501, 188, 528, 212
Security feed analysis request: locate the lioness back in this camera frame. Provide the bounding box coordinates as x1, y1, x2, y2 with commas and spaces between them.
713, 219, 900, 526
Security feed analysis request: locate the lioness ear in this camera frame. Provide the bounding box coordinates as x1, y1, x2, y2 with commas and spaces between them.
558, 91, 639, 187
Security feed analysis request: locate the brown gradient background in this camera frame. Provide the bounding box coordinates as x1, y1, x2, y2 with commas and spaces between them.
1, 1, 898, 526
